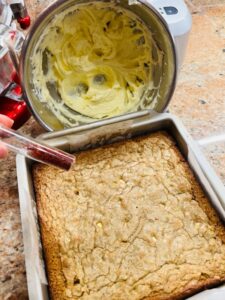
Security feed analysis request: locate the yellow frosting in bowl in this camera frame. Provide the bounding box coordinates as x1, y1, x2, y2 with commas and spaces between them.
31, 2, 163, 126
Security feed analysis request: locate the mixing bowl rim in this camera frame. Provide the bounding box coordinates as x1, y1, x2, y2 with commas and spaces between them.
19, 0, 178, 131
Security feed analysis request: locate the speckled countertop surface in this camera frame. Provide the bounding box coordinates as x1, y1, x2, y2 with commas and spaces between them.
0, 0, 225, 299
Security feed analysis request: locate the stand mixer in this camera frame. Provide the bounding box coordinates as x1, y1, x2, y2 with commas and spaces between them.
0, 0, 192, 130
0, 0, 30, 128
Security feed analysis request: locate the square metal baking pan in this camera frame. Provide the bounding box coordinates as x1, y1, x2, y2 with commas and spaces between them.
16, 112, 225, 300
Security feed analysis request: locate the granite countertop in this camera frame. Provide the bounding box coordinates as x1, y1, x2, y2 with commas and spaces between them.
0, 0, 225, 299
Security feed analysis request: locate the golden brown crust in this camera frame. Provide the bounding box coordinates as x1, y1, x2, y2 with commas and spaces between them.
33, 166, 66, 300
33, 131, 225, 300
143, 277, 225, 300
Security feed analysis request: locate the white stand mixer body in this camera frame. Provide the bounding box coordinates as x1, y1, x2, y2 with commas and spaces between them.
149, 0, 192, 69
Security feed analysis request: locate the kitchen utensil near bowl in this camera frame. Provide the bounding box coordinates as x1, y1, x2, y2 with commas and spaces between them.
0, 1, 31, 128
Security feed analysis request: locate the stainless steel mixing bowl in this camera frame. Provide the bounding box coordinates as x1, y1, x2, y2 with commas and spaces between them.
20, 0, 177, 131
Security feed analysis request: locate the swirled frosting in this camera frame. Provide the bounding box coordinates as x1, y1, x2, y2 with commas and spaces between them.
31, 2, 162, 126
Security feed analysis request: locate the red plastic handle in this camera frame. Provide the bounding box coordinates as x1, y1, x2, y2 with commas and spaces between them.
0, 97, 30, 129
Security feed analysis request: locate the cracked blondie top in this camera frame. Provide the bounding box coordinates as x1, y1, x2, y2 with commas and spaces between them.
33, 131, 225, 300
